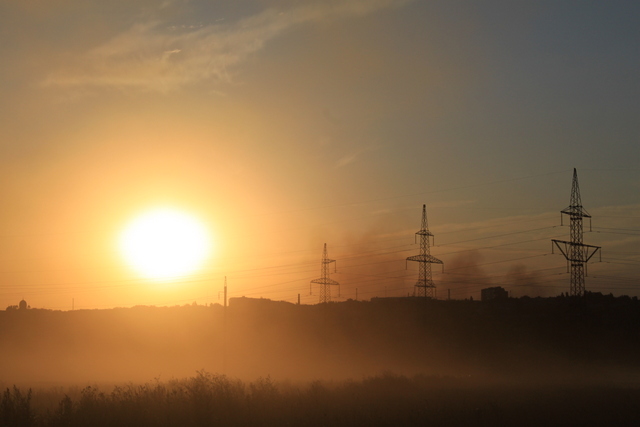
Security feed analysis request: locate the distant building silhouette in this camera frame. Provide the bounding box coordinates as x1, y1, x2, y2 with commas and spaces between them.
228, 296, 294, 309
481, 287, 508, 302
5, 299, 29, 311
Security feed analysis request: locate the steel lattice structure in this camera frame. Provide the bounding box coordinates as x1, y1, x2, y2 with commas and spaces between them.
552, 169, 601, 297
310, 243, 340, 303
406, 204, 443, 298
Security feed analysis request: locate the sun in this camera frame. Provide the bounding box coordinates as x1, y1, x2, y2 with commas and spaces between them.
119, 208, 212, 280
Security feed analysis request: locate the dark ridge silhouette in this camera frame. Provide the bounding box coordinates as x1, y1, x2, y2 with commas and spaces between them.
1, 293, 640, 386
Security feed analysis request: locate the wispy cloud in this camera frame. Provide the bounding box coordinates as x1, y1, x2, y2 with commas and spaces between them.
335, 145, 378, 168
44, 0, 411, 92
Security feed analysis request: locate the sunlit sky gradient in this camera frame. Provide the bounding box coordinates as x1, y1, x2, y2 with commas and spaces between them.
0, 0, 638, 309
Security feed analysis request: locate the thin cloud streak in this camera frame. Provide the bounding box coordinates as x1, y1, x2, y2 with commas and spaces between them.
335, 145, 379, 168
44, 0, 411, 92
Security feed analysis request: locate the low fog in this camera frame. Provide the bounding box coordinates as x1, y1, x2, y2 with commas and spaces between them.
2, 295, 639, 387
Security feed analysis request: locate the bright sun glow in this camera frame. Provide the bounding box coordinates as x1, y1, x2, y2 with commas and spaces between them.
119, 208, 212, 280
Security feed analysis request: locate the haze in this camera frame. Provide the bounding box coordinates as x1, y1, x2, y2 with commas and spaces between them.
0, 1, 638, 309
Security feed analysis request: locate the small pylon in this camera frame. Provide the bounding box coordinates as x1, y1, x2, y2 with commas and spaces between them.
310, 243, 340, 303
224, 276, 227, 308
552, 169, 601, 296
407, 204, 443, 298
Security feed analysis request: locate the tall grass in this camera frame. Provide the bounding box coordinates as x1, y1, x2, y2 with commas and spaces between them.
2, 371, 639, 426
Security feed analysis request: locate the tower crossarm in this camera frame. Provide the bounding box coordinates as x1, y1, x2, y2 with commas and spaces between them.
310, 278, 340, 286
560, 206, 591, 218
406, 254, 443, 264
552, 239, 601, 263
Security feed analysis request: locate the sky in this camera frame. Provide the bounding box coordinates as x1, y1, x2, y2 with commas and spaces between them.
0, 0, 638, 310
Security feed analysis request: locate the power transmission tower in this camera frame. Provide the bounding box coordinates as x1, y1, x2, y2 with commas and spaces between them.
222, 276, 228, 373
218, 277, 228, 306
310, 243, 340, 303
224, 276, 228, 308
552, 169, 601, 297
407, 204, 443, 298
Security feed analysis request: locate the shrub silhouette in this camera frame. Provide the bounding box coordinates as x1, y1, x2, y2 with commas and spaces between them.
1, 386, 33, 426
3, 371, 640, 426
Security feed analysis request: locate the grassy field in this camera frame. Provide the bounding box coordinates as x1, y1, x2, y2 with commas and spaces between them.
2, 371, 640, 426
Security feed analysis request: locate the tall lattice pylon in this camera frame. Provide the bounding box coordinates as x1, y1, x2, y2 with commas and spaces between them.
407, 204, 443, 298
310, 243, 340, 303
552, 168, 601, 296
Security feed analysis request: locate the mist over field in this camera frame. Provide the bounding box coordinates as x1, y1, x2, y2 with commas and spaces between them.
3, 295, 640, 425
2, 295, 639, 386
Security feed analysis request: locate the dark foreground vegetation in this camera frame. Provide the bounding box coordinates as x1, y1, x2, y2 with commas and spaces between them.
2, 371, 640, 427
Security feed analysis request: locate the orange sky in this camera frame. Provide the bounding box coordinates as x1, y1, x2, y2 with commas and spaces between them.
0, 0, 638, 309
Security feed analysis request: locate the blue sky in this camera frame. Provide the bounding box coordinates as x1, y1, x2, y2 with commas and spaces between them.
0, 0, 638, 309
